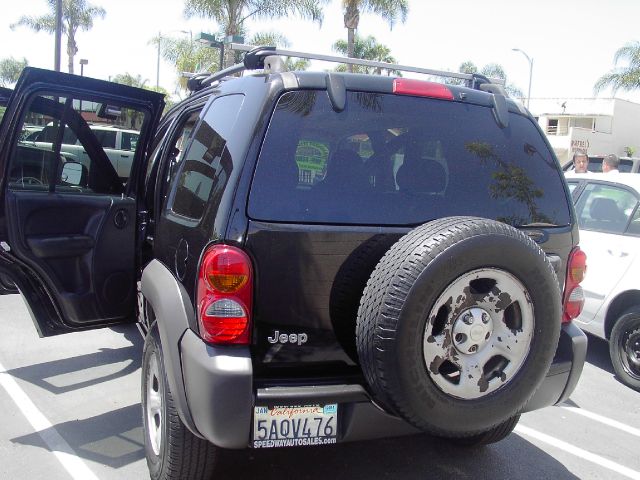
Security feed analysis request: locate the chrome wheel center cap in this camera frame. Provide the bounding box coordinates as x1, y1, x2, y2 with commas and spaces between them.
452, 307, 493, 354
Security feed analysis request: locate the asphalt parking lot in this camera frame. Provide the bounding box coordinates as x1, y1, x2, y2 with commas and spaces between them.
0, 293, 639, 480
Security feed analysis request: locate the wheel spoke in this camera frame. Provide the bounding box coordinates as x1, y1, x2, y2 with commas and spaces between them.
456, 354, 489, 397
148, 386, 162, 413
423, 333, 454, 373
145, 353, 164, 456
491, 321, 530, 362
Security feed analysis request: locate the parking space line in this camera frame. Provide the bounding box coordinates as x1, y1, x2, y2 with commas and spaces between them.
516, 425, 640, 480
560, 405, 640, 438
0, 360, 100, 480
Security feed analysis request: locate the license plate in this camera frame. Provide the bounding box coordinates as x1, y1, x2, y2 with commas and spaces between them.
252, 404, 338, 448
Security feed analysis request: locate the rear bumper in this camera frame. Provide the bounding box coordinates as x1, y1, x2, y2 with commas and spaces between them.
179, 322, 587, 448
522, 321, 588, 412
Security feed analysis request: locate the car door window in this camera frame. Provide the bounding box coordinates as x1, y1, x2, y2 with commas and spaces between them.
92, 129, 117, 149
574, 183, 638, 233
625, 205, 640, 236
9, 93, 145, 193
168, 95, 244, 221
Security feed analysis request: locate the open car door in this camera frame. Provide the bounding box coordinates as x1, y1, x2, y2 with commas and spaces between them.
0, 68, 164, 336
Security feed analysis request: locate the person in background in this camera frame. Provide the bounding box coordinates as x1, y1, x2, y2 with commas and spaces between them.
572, 149, 590, 173
602, 153, 620, 173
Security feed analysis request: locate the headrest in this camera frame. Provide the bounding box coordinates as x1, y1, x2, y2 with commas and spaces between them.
590, 197, 622, 222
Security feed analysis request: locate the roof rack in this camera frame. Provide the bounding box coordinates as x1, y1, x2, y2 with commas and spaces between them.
186, 44, 506, 93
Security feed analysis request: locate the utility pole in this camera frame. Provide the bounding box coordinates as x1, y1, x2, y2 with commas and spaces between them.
156, 31, 161, 89
54, 0, 62, 71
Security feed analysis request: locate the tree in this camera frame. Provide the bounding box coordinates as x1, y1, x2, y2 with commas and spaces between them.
248, 32, 310, 71
342, 0, 408, 72
183, 0, 327, 67
594, 41, 640, 94
0, 57, 28, 87
111, 73, 149, 89
447, 61, 523, 99
153, 35, 222, 92
112, 73, 175, 114
11, 0, 105, 74
333, 35, 398, 75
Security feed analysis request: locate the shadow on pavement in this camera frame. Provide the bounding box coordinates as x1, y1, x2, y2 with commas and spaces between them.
216, 432, 580, 480
584, 332, 614, 374
5, 325, 143, 394
12, 403, 144, 468
13, 422, 580, 479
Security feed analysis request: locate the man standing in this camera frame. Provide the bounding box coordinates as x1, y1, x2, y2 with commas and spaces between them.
572, 150, 589, 173
602, 154, 620, 173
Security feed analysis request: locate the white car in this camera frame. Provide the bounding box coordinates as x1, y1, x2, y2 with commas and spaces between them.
565, 172, 640, 391
27, 123, 139, 180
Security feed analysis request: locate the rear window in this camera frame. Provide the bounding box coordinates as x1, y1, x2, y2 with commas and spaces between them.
248, 91, 571, 227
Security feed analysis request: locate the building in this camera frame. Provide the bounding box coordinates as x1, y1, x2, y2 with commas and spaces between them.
529, 97, 640, 164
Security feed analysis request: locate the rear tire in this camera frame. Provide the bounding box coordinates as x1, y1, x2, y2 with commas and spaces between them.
142, 326, 219, 480
609, 310, 640, 392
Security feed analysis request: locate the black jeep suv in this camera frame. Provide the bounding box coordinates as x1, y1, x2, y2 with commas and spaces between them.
0, 49, 586, 479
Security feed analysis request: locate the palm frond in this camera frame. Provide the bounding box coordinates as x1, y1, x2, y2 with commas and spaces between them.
10, 15, 57, 33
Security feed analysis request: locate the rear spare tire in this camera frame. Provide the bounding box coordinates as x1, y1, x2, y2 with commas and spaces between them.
356, 216, 561, 437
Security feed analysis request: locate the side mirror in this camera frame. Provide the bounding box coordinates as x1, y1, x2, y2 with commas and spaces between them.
61, 161, 87, 186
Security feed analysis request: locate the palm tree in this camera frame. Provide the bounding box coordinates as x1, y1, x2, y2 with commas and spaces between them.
183, 0, 327, 67
481, 63, 523, 98
447, 61, 523, 99
111, 73, 149, 89
248, 32, 310, 71
333, 35, 398, 75
154, 34, 222, 91
342, 0, 408, 72
11, 0, 105, 75
594, 41, 640, 94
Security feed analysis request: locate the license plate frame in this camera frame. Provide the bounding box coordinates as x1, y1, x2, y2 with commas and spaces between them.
252, 403, 338, 448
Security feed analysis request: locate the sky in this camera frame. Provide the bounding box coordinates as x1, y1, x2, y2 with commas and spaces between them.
2, 0, 640, 108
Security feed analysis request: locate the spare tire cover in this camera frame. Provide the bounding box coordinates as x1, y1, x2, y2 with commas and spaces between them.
356, 216, 561, 437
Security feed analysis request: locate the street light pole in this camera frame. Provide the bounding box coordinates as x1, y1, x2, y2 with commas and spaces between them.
512, 48, 533, 109
79, 58, 88, 77
156, 31, 161, 89
54, 0, 62, 71
79, 59, 88, 113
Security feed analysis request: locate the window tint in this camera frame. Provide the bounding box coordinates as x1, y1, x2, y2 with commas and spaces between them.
249, 91, 571, 227
93, 129, 117, 149
8, 93, 146, 193
121, 131, 138, 151
169, 95, 244, 220
574, 183, 637, 234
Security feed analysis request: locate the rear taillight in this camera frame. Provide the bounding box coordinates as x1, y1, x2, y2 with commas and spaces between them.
393, 79, 454, 100
562, 247, 587, 323
197, 245, 253, 344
